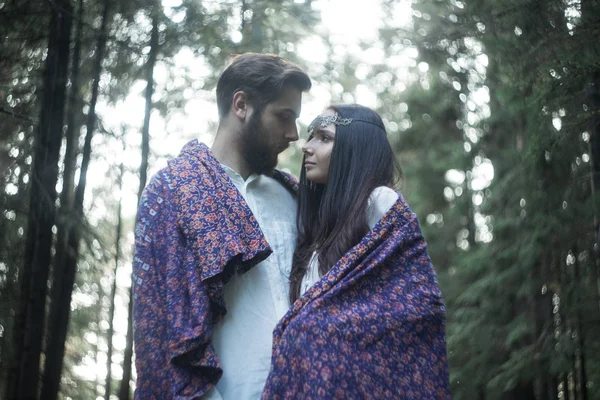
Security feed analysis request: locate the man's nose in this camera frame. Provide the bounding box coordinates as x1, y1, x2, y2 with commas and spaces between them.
286, 125, 299, 142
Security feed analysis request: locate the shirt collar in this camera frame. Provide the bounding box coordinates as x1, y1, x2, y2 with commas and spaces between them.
220, 163, 260, 185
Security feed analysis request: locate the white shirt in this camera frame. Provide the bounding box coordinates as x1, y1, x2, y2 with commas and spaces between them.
205, 165, 297, 400
301, 186, 398, 295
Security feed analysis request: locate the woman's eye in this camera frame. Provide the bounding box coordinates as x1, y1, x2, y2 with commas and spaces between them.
322, 135, 331, 142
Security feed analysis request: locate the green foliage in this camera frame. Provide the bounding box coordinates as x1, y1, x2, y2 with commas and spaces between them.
2, 0, 600, 398
382, 0, 600, 398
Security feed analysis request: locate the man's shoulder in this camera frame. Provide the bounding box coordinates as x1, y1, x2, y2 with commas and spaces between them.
142, 168, 171, 199
269, 169, 299, 195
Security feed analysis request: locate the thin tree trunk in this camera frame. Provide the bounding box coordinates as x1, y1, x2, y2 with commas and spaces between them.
588, 136, 600, 315
533, 254, 553, 400
503, 382, 536, 400
119, 276, 135, 400
119, 9, 159, 400
478, 387, 485, 400
549, 376, 558, 400
95, 283, 103, 399
580, 0, 600, 316
591, 79, 600, 315
41, 0, 111, 398
10, 0, 73, 398
562, 374, 570, 400
573, 247, 588, 400
241, 0, 247, 31
572, 353, 580, 400
60, 0, 84, 218
106, 146, 125, 400
559, 249, 575, 400
535, 122, 556, 400
467, 155, 477, 250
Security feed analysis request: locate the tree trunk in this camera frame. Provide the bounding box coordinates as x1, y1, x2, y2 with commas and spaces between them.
534, 105, 556, 400
503, 382, 536, 400
106, 151, 125, 400
533, 253, 554, 400
478, 387, 485, 400
119, 9, 159, 400
241, 0, 247, 31
573, 247, 588, 400
559, 250, 575, 400
9, 1, 73, 398
94, 282, 103, 399
59, 0, 84, 219
581, 0, 600, 316
41, 0, 111, 398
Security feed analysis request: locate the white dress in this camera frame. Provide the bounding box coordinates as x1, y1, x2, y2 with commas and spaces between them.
300, 186, 398, 295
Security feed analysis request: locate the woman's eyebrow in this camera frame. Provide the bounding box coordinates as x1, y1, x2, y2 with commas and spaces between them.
312, 128, 334, 137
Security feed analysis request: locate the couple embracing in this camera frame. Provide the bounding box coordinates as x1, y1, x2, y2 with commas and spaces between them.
133, 53, 451, 400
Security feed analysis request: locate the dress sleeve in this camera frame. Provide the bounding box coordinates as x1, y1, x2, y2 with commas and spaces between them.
366, 186, 399, 229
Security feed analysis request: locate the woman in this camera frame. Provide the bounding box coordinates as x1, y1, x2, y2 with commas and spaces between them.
262, 104, 451, 399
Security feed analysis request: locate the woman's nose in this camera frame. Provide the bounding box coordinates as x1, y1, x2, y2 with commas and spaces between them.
301, 143, 313, 155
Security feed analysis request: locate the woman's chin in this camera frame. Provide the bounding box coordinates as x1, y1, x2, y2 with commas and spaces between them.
306, 174, 327, 185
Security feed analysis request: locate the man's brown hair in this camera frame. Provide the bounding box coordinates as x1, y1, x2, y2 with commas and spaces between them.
216, 53, 311, 118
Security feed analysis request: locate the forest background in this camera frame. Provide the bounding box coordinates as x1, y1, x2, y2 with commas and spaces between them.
1, 0, 600, 399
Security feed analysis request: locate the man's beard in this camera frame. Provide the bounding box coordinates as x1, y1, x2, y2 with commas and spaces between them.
240, 111, 281, 175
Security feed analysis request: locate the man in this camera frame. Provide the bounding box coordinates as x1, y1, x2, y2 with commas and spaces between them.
133, 53, 311, 399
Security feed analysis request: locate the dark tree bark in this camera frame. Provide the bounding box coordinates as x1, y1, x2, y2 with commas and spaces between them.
94, 282, 104, 399
41, 0, 111, 398
119, 8, 159, 400
10, 0, 73, 398
562, 374, 570, 400
532, 251, 554, 400
59, 0, 84, 218
573, 247, 588, 400
581, 0, 600, 316
106, 149, 125, 400
241, 0, 247, 31
559, 251, 575, 400
503, 382, 536, 400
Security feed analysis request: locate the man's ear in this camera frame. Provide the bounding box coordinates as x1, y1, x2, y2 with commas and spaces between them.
232, 91, 249, 120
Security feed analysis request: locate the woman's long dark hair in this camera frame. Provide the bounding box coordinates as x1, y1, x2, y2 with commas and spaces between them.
289, 104, 402, 302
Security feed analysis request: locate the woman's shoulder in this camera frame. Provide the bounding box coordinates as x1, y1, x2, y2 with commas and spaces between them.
370, 186, 399, 208
367, 186, 399, 229
371, 186, 398, 200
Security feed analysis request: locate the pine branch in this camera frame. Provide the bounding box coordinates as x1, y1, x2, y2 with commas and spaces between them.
0, 106, 37, 122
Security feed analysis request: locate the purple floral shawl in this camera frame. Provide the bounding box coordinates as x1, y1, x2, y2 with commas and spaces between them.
261, 192, 451, 399
133, 139, 297, 400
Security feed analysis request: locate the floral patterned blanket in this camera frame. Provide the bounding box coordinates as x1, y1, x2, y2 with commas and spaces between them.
133, 139, 296, 399
262, 193, 451, 399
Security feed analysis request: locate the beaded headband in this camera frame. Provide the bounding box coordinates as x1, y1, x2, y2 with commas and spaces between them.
307, 114, 386, 135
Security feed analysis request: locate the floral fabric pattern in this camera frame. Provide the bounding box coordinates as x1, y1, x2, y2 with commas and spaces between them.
262, 192, 451, 399
133, 139, 297, 399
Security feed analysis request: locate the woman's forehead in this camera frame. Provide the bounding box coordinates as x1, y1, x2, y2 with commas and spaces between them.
309, 111, 354, 134
309, 108, 335, 126
308, 117, 336, 135
319, 108, 336, 117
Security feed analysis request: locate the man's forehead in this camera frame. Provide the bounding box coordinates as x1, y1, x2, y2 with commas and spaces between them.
272, 104, 301, 117
269, 85, 303, 115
